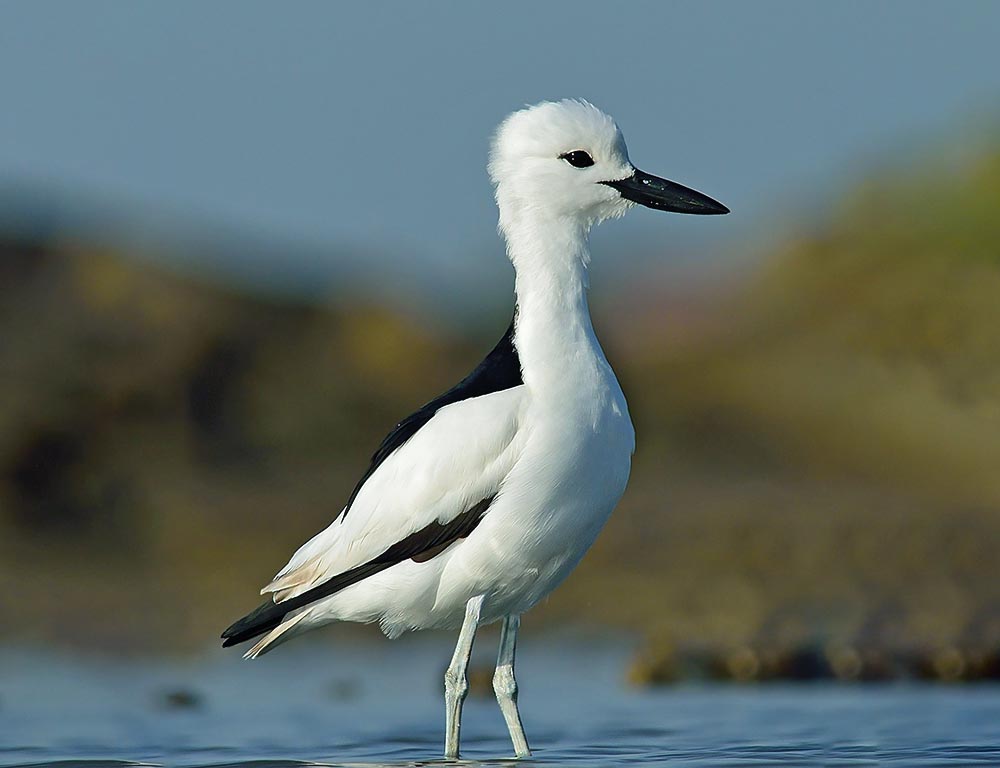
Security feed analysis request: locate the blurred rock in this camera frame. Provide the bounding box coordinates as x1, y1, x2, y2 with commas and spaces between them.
628, 638, 678, 686
328, 677, 362, 701
158, 688, 203, 710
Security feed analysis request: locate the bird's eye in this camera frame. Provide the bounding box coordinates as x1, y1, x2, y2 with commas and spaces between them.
559, 150, 594, 169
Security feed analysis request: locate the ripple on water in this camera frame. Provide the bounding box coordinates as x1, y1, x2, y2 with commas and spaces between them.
1, 642, 998, 768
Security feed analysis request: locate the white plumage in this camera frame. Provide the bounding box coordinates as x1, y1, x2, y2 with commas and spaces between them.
222, 99, 727, 758
257, 385, 531, 645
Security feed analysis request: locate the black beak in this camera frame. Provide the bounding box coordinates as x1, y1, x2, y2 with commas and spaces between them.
601, 168, 729, 215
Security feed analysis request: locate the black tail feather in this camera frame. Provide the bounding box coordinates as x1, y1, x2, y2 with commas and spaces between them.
221, 600, 289, 647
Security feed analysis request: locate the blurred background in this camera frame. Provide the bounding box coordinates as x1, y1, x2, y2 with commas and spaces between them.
2, 0, 1000, 689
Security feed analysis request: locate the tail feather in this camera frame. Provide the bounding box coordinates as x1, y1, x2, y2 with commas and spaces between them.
221, 599, 290, 648
221, 559, 396, 649
244, 610, 312, 659
221, 495, 494, 651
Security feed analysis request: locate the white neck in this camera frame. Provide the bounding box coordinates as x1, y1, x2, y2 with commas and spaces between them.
501, 209, 605, 394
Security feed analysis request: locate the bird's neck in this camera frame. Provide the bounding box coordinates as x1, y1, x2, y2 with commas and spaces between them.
503, 214, 604, 393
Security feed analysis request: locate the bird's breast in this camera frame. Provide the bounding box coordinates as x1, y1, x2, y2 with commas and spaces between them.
433, 365, 634, 621
508, 368, 634, 533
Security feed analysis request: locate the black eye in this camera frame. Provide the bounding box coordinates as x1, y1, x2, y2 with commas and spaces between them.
559, 150, 594, 169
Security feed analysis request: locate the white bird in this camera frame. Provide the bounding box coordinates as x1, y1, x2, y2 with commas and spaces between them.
221, 99, 727, 759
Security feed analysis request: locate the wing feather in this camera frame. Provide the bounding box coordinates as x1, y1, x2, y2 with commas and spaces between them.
341, 315, 521, 519
221, 316, 526, 650
261, 385, 526, 602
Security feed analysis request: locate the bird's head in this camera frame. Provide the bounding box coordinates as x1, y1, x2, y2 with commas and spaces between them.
489, 99, 728, 235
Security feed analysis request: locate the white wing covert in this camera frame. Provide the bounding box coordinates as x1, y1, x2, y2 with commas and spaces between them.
263, 385, 526, 601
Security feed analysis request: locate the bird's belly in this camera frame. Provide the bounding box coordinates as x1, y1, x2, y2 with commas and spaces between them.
434, 405, 634, 625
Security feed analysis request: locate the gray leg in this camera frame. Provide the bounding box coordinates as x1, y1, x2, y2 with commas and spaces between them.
494, 614, 531, 758
444, 594, 485, 759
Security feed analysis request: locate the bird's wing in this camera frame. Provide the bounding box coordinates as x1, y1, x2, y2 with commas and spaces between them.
262, 384, 527, 602
341, 314, 522, 520
220, 383, 527, 651
261, 316, 524, 603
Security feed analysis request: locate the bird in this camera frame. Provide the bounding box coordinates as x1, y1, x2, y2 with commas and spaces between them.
221, 99, 728, 759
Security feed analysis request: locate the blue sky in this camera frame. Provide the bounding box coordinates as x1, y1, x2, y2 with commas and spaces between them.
1, 2, 999, 306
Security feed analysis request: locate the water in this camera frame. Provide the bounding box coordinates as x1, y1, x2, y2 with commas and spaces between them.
2, 633, 998, 767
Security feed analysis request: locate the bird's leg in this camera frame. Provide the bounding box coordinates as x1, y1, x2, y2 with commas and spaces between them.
444, 594, 485, 759
494, 614, 531, 758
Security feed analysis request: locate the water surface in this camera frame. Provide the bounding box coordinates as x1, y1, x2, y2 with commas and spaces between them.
2, 634, 998, 767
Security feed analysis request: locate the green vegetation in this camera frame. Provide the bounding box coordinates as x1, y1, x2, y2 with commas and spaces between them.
2, 138, 999, 680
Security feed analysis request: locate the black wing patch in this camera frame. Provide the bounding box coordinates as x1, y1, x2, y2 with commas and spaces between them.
340, 313, 522, 519
221, 496, 493, 648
